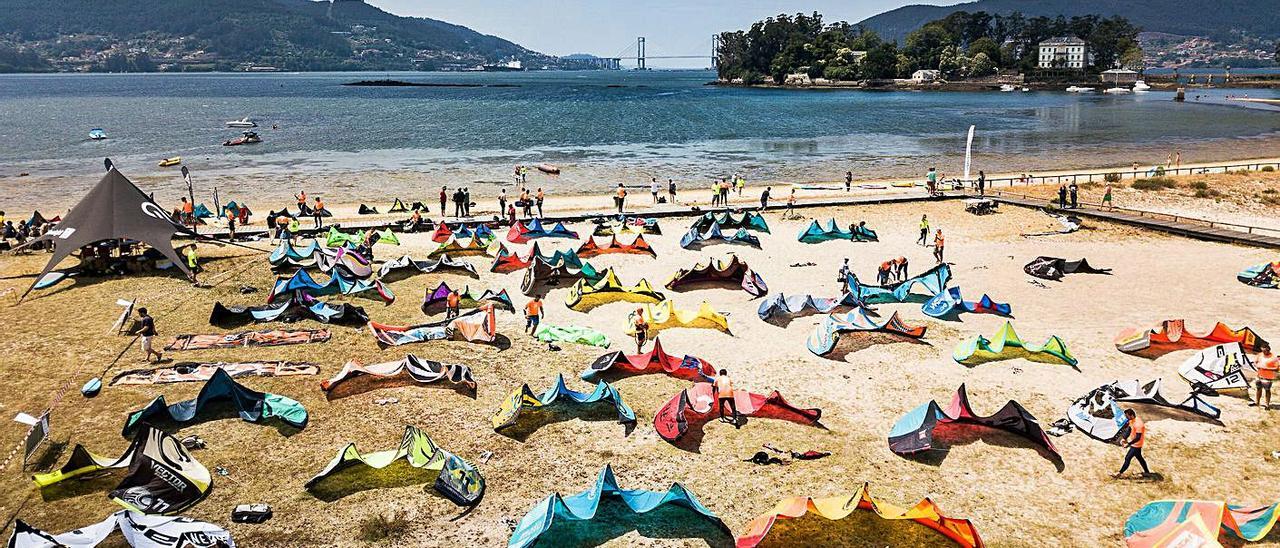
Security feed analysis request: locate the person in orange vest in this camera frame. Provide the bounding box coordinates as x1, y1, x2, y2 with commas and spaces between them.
312, 196, 325, 228
523, 296, 543, 335
933, 229, 945, 263
877, 260, 892, 285
713, 368, 741, 428
1253, 342, 1277, 409
180, 197, 194, 226
1113, 408, 1151, 478
295, 190, 307, 213
445, 289, 461, 320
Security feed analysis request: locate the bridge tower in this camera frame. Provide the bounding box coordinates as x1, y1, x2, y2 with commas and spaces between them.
636, 36, 646, 70
711, 34, 719, 70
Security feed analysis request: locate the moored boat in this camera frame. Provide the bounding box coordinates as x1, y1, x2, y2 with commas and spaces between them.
223, 131, 262, 147
226, 117, 257, 128
88, 128, 107, 140
158, 156, 182, 167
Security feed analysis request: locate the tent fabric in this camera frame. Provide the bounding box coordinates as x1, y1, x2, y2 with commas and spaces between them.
565, 268, 665, 311
508, 464, 728, 548
122, 369, 307, 437
268, 269, 395, 304
757, 293, 842, 321
1023, 256, 1111, 281
1180, 343, 1255, 392
209, 294, 368, 328
1068, 379, 1220, 443
846, 263, 951, 304
490, 243, 584, 274
316, 246, 374, 279
806, 309, 927, 357
18, 168, 196, 296
491, 374, 635, 431
321, 355, 476, 393
304, 425, 484, 506
1125, 500, 1280, 547
576, 234, 657, 258
797, 219, 878, 243
888, 384, 1059, 458
953, 322, 1078, 367
1115, 319, 1267, 356
422, 281, 514, 313
1238, 261, 1280, 288
922, 287, 1012, 319
520, 256, 601, 296
690, 211, 770, 233
736, 485, 984, 548
9, 510, 234, 548
582, 337, 716, 381
33, 425, 211, 515
679, 223, 762, 250
506, 218, 579, 243
368, 305, 497, 346
377, 254, 478, 280
533, 324, 612, 348
628, 300, 730, 336
165, 329, 330, 351
654, 382, 821, 442
665, 255, 768, 298
110, 361, 319, 386
428, 236, 491, 258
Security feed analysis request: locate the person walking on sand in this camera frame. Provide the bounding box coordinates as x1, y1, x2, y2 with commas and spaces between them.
137, 307, 162, 363
615, 183, 627, 214
917, 215, 929, 246
651, 177, 659, 204
977, 170, 986, 196
1057, 184, 1067, 209
445, 289, 461, 320
784, 189, 796, 217
523, 296, 543, 336
668, 179, 677, 204
933, 229, 945, 263
1112, 408, 1152, 478
760, 186, 771, 211
1069, 182, 1079, 209
439, 186, 448, 217
631, 307, 649, 353
498, 189, 507, 217
926, 167, 938, 195
1252, 342, 1277, 409
312, 196, 325, 228
535, 188, 545, 217
713, 369, 741, 427
845, 171, 853, 192
1103, 183, 1114, 210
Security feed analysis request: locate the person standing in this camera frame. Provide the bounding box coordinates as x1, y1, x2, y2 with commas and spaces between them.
877, 260, 891, 285
1112, 409, 1151, 478
1253, 342, 1277, 409
179, 198, 194, 227
933, 229, 945, 263
721, 179, 731, 206
498, 189, 507, 217
452, 188, 463, 217
286, 217, 301, 244
462, 187, 471, 217
137, 307, 162, 363
226, 209, 237, 242
735, 175, 745, 196
977, 170, 986, 196
615, 183, 627, 214
522, 188, 533, 218
631, 307, 649, 353
838, 258, 850, 292
445, 289, 461, 320
295, 190, 307, 214
523, 296, 543, 335
439, 186, 448, 218
917, 215, 929, 246
845, 171, 853, 192
896, 256, 909, 282
667, 179, 677, 204
184, 244, 200, 285
1069, 182, 1079, 209
1057, 184, 1068, 209
650, 177, 659, 204
710, 180, 720, 207
1103, 183, 1114, 210
535, 188, 545, 218
312, 196, 325, 228
1175, 150, 1181, 167
713, 369, 740, 427
760, 186, 771, 211
784, 189, 796, 217
926, 167, 938, 195
507, 204, 517, 225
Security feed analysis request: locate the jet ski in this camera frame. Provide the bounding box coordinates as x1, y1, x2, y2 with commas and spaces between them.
89, 128, 107, 140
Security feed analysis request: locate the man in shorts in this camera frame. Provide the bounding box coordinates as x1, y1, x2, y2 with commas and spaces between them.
1253, 342, 1277, 409
137, 307, 162, 363
524, 296, 543, 335
713, 368, 741, 428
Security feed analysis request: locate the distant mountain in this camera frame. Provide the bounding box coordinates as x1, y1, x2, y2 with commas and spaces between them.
0, 0, 556, 72
859, 0, 1280, 44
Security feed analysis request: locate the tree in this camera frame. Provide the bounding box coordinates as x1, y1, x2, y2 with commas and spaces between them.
904, 24, 954, 71
1119, 46, 1145, 69
966, 37, 1001, 68
938, 45, 967, 78
862, 42, 899, 79
969, 52, 997, 76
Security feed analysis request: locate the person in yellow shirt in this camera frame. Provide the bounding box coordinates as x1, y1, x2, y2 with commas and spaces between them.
1253, 342, 1277, 409
183, 244, 200, 285
917, 214, 929, 246
1113, 408, 1151, 478
713, 369, 741, 428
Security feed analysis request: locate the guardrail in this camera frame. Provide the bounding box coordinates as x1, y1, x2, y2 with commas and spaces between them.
988, 189, 1280, 237
977, 161, 1280, 189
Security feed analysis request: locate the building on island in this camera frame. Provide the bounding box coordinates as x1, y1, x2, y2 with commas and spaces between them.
911, 69, 940, 82
1038, 37, 1090, 69
1099, 68, 1139, 85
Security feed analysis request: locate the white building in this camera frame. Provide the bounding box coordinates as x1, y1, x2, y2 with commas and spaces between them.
1038, 37, 1090, 69
911, 69, 940, 82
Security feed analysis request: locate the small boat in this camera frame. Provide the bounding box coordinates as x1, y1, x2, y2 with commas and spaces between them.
226, 117, 257, 128
1021, 87, 1031, 92
158, 156, 182, 167
1066, 86, 1095, 93
88, 128, 107, 140
1133, 80, 1151, 92
1103, 87, 1131, 94
223, 131, 262, 147
1000, 84, 1016, 92
535, 163, 561, 175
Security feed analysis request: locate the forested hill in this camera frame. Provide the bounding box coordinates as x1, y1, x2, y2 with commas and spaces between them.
859, 0, 1280, 44
0, 0, 553, 72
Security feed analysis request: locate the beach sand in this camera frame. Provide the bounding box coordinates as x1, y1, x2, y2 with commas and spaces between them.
1, 195, 1279, 546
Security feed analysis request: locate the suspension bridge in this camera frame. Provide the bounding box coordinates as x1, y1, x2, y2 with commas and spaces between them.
577, 36, 719, 70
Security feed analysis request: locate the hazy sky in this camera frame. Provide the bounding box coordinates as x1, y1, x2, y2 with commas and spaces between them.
366, 0, 954, 68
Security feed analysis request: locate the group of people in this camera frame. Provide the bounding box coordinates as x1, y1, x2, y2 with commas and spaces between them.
710, 176, 745, 207
1, 211, 53, 250
915, 215, 945, 263
440, 187, 473, 218
876, 257, 910, 285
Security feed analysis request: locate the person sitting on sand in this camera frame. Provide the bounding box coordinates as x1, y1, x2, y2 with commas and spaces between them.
524, 296, 543, 335
445, 289, 461, 320
933, 229, 945, 263
137, 307, 162, 363
713, 369, 740, 427
1253, 342, 1277, 410
1112, 408, 1151, 478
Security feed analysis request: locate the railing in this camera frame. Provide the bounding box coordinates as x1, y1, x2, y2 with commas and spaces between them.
980, 161, 1280, 189
988, 189, 1280, 238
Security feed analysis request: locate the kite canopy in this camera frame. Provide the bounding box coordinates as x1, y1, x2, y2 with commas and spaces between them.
1067, 379, 1220, 442
321, 355, 476, 395
665, 255, 768, 298
1238, 261, 1280, 288
326, 226, 399, 247
507, 218, 579, 243
1115, 319, 1267, 356
806, 309, 927, 357
268, 268, 394, 304
565, 268, 664, 311
305, 425, 485, 506
33, 425, 211, 515
19, 168, 196, 297
377, 254, 478, 281
576, 234, 657, 258
922, 287, 1011, 319
628, 300, 730, 336
1125, 500, 1280, 547
679, 223, 761, 250
388, 198, 410, 213
846, 263, 951, 304
316, 246, 374, 278
797, 219, 877, 243
422, 281, 514, 314
166, 328, 330, 351
508, 464, 729, 548
121, 369, 308, 436
369, 305, 497, 346
654, 382, 821, 443
210, 294, 369, 328
1180, 343, 1255, 392
268, 238, 330, 269
110, 361, 318, 386
593, 217, 662, 236
534, 324, 612, 348
357, 204, 379, 215
491, 243, 585, 274
428, 236, 491, 258
521, 255, 602, 295
691, 211, 770, 233
757, 293, 842, 322
491, 374, 635, 431
582, 337, 716, 381
736, 485, 984, 548
888, 384, 1058, 459
1023, 256, 1111, 281
953, 322, 1077, 367
9, 511, 234, 548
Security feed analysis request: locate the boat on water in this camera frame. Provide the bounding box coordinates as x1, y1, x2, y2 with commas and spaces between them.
535, 163, 561, 175
223, 131, 262, 147
1133, 80, 1151, 92
1065, 86, 1095, 93
999, 84, 1016, 92
88, 128, 107, 140
158, 157, 182, 167
226, 117, 257, 128
482, 59, 523, 72
1021, 87, 1031, 92
1103, 87, 1132, 94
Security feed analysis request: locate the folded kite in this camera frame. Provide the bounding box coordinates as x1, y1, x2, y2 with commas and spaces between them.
628, 300, 730, 336
165, 328, 331, 351
888, 384, 1058, 458
582, 337, 716, 381
1238, 261, 1280, 289
209, 294, 369, 328
321, 355, 476, 394
33, 425, 211, 515
1023, 256, 1110, 281
507, 218, 579, 243
953, 321, 1077, 367
736, 484, 984, 548
369, 305, 497, 346
797, 218, 877, 243
508, 464, 729, 548
490, 243, 584, 274
654, 382, 822, 443
421, 281, 514, 314
921, 287, 1011, 319
268, 238, 330, 268
316, 246, 374, 278
534, 324, 612, 348
757, 293, 842, 321
268, 269, 394, 304
576, 234, 656, 258
1115, 319, 1267, 356
1180, 343, 1255, 392
1067, 379, 1220, 443
846, 263, 951, 304
691, 211, 770, 233
665, 255, 767, 298
521, 255, 602, 295
1125, 500, 1280, 547
565, 268, 664, 311
121, 368, 308, 437
679, 222, 761, 250
492, 374, 635, 431
377, 254, 478, 280
9, 511, 234, 548
304, 425, 485, 506
593, 218, 662, 236
432, 222, 496, 243
806, 309, 926, 357
110, 361, 319, 386
428, 236, 492, 258
357, 204, 379, 215
326, 226, 399, 247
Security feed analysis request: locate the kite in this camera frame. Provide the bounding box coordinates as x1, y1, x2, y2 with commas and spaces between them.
582, 337, 716, 381
665, 255, 768, 298
110, 361, 319, 386
922, 287, 1011, 319
1067, 379, 1220, 442
325, 226, 399, 247
1179, 343, 1255, 392
432, 222, 496, 243
888, 384, 1059, 459
1023, 256, 1111, 281
316, 246, 374, 279
305, 426, 485, 506
165, 328, 331, 351
1125, 500, 1280, 547
533, 324, 612, 348
428, 236, 492, 258
357, 204, 379, 214
679, 223, 761, 250
953, 322, 1077, 367
369, 305, 497, 346
593, 218, 662, 236
1238, 261, 1280, 288
521, 256, 602, 295
757, 293, 843, 322
797, 219, 878, 243
736, 485, 984, 548
507, 218, 579, 243
508, 464, 729, 548
33, 425, 211, 515
387, 198, 410, 213
268, 269, 394, 304
422, 281, 514, 314
846, 263, 951, 304
690, 211, 770, 233
806, 309, 927, 357
565, 268, 664, 311
209, 294, 369, 328
654, 382, 822, 443
122, 369, 308, 436
377, 254, 478, 281
491, 374, 635, 431
1115, 319, 1267, 356
268, 238, 329, 269
321, 355, 476, 395
628, 300, 730, 336
576, 234, 657, 258
490, 243, 584, 274
9, 511, 234, 548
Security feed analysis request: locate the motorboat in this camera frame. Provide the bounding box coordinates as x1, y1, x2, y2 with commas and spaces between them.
535, 163, 561, 175
1103, 87, 1132, 94
88, 128, 107, 140
1000, 84, 1016, 92
158, 157, 182, 167
1066, 86, 1095, 93
1133, 80, 1151, 92
223, 131, 262, 146
1021, 87, 1031, 92
226, 117, 257, 128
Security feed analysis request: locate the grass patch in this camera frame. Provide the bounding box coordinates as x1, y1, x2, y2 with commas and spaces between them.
1131, 177, 1177, 191
1262, 166, 1275, 172
1189, 181, 1209, 190
1262, 194, 1280, 206
357, 512, 412, 542
1193, 189, 1222, 198
1263, 188, 1277, 195
1103, 172, 1122, 183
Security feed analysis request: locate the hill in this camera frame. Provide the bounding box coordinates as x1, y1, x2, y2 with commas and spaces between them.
0, 0, 554, 72
859, 0, 1280, 44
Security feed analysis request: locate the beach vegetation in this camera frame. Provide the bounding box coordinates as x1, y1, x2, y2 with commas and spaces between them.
1131, 177, 1177, 191
1262, 166, 1275, 172
357, 512, 411, 542
1190, 181, 1209, 190
1104, 173, 1122, 183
